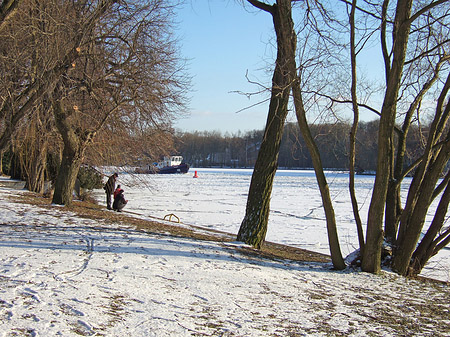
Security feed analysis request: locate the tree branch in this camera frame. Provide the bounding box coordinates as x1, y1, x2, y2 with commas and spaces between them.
246, 0, 274, 14
409, 0, 449, 24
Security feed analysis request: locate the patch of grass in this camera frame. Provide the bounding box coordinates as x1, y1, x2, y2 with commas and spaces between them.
9, 191, 331, 265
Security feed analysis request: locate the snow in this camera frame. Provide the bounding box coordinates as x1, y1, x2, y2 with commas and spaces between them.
101, 168, 450, 282
1, 171, 450, 336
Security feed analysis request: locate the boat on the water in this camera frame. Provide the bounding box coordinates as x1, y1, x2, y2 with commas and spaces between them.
135, 156, 189, 174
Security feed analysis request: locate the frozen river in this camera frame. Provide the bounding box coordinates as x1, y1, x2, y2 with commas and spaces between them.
95, 168, 449, 281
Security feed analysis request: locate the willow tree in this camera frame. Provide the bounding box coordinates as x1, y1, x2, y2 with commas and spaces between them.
1, 1, 63, 193
49, 0, 187, 205
0, 0, 83, 156
237, 0, 297, 249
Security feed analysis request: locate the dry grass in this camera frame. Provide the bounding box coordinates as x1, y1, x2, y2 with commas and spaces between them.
10, 191, 331, 265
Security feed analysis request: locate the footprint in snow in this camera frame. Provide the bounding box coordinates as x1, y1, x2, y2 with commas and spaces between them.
59, 303, 85, 317
72, 320, 94, 336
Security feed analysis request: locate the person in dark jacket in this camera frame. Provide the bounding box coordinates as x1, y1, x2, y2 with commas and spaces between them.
103, 173, 118, 210
113, 185, 122, 199
113, 189, 127, 212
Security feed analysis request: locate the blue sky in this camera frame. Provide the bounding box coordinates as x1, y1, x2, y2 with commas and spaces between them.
174, 2, 276, 134
174, 1, 383, 134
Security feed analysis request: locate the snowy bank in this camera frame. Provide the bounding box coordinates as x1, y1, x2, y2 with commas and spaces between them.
1, 187, 449, 336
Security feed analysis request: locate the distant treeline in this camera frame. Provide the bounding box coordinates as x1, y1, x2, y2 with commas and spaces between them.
175, 121, 425, 171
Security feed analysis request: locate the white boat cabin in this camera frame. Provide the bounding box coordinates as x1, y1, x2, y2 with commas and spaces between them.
156, 156, 183, 168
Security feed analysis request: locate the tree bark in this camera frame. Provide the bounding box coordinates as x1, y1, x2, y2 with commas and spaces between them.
237, 0, 296, 249
361, 0, 414, 273
292, 82, 346, 270
51, 99, 86, 206
410, 171, 450, 275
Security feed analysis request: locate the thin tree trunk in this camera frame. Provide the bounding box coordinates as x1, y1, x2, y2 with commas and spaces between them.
349, 0, 365, 254
291, 82, 346, 270
384, 58, 442, 244
0, 149, 3, 175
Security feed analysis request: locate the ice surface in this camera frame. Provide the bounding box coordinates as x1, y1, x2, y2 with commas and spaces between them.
97, 168, 448, 282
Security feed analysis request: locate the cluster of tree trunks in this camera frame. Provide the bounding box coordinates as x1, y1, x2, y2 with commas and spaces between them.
238, 0, 450, 277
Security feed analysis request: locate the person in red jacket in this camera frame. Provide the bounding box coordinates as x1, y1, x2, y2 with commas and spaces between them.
113, 185, 123, 199
113, 189, 128, 212
103, 173, 118, 210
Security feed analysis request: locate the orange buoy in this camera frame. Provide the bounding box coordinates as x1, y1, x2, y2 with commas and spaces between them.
193, 170, 198, 178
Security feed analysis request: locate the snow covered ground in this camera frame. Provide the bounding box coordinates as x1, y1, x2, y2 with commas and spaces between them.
1, 172, 450, 336
97, 168, 450, 283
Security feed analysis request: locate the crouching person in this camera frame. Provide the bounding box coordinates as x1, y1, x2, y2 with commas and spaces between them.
113, 189, 128, 212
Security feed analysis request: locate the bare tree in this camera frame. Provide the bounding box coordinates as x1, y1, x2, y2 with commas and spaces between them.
348, 0, 365, 255
236, 0, 346, 269
1, 0, 188, 202
2, 1, 64, 192
238, 0, 450, 275
0, 0, 112, 156
237, 0, 297, 249
50, 0, 188, 205
359, 0, 450, 274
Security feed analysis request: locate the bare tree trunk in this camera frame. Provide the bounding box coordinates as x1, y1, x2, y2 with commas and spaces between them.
22, 101, 53, 193
8, 146, 22, 180
392, 71, 450, 275
291, 83, 346, 270
237, 0, 296, 249
51, 99, 86, 206
383, 131, 397, 242
23, 141, 47, 194
52, 145, 83, 206
349, 0, 365, 254
410, 171, 450, 274
384, 58, 441, 244
384, 181, 402, 243
392, 137, 450, 275
362, 0, 413, 273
